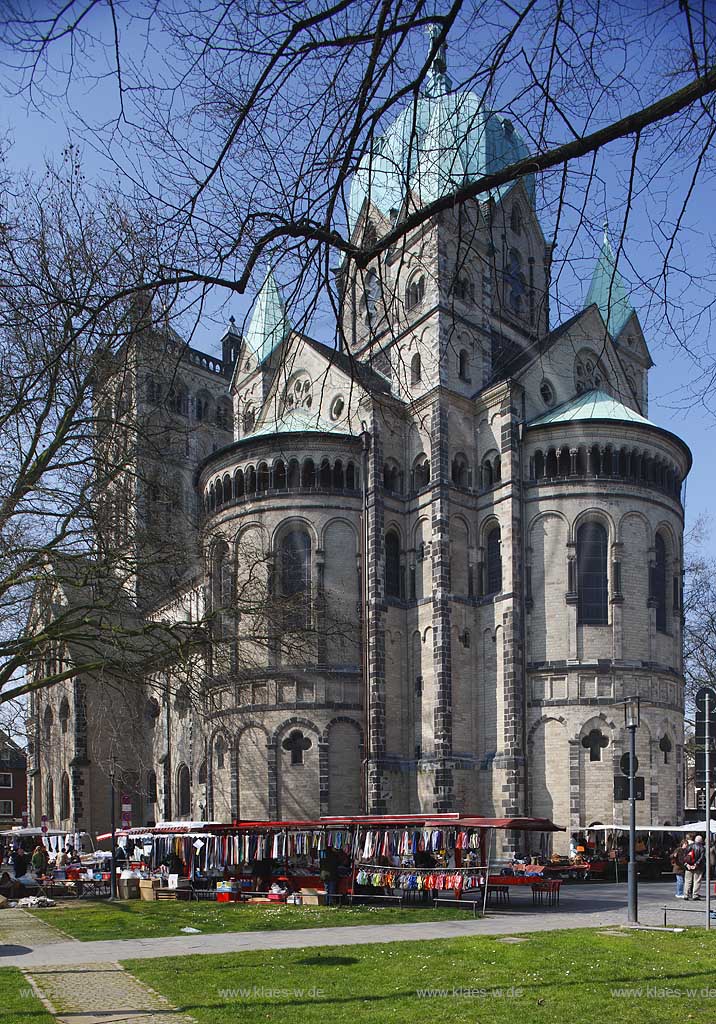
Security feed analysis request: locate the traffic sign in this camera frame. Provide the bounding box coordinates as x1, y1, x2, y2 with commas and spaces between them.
620, 753, 639, 777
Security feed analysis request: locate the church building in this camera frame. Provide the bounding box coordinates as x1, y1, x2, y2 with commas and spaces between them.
28, 45, 690, 853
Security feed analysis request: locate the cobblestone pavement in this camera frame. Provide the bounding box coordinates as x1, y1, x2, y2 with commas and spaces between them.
25, 962, 197, 1024
0, 907, 70, 949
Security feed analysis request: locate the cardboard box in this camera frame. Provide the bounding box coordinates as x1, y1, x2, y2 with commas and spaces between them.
299, 888, 327, 906
139, 879, 160, 901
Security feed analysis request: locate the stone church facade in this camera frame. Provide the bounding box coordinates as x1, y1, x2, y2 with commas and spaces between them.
28, 52, 690, 853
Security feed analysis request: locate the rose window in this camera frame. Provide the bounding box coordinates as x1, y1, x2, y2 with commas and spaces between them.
284, 376, 313, 411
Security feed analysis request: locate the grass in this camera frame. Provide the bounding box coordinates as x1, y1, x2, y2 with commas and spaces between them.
0, 968, 56, 1024
125, 928, 716, 1024
31, 899, 479, 941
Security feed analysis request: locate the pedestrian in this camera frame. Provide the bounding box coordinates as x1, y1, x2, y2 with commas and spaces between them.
10, 845, 28, 878
684, 835, 706, 900
30, 843, 48, 877
319, 845, 340, 906
671, 838, 689, 898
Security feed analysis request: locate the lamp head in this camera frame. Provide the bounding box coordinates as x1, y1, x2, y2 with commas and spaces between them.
624, 695, 641, 729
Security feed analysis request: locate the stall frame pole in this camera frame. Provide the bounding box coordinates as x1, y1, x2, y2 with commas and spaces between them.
627, 722, 638, 924
109, 759, 117, 901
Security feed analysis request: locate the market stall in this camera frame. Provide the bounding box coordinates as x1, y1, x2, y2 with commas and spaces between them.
0, 828, 99, 899
111, 814, 563, 910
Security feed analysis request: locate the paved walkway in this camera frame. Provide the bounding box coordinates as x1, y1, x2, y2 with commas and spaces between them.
1, 883, 704, 970
24, 962, 197, 1024
0, 907, 70, 954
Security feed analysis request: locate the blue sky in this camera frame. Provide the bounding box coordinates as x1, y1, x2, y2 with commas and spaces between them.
1, 5, 714, 556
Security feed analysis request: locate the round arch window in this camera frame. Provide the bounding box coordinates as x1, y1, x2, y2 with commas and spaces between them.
329, 396, 345, 421
539, 379, 555, 407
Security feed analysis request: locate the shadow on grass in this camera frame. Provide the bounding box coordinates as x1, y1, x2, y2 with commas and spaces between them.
296, 955, 360, 966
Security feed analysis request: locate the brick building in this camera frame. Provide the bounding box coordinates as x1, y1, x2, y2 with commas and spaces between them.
28, 45, 689, 853
0, 731, 27, 829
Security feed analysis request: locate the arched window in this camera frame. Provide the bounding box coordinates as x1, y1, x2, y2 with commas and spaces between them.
60, 771, 70, 820
385, 531, 401, 598
211, 541, 232, 611
147, 770, 157, 804
383, 461, 400, 493
575, 350, 607, 394
196, 394, 211, 422
577, 522, 608, 625
346, 461, 357, 489
405, 274, 425, 310
458, 349, 470, 381
282, 730, 312, 766
234, 468, 245, 497
177, 764, 191, 817
319, 459, 332, 488
274, 460, 287, 490
216, 401, 231, 431
301, 459, 315, 488
287, 459, 300, 489
453, 276, 473, 302
43, 705, 53, 742
451, 454, 468, 488
510, 203, 523, 235
362, 269, 380, 320
333, 460, 345, 489
654, 534, 667, 633
59, 697, 70, 735
257, 462, 269, 492
145, 697, 160, 726
505, 249, 526, 312
242, 406, 255, 433
485, 525, 502, 595
582, 728, 609, 762
410, 352, 422, 385
413, 454, 430, 490
215, 736, 226, 770
660, 735, 672, 765
279, 530, 311, 628
46, 777, 54, 821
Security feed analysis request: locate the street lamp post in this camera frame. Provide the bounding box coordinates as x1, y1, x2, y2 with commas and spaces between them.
624, 696, 640, 925
109, 756, 117, 901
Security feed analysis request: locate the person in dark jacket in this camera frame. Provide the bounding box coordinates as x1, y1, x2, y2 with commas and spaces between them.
319, 846, 340, 905
684, 835, 706, 900
671, 838, 689, 898
10, 847, 28, 878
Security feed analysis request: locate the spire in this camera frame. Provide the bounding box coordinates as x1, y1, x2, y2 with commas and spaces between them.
424, 24, 452, 97
584, 222, 635, 338
244, 269, 292, 364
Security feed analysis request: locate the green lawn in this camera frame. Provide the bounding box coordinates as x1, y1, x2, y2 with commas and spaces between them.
125, 929, 716, 1024
31, 899, 478, 941
0, 968, 56, 1024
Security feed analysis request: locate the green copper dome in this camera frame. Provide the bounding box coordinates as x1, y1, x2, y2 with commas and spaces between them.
348, 70, 534, 236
